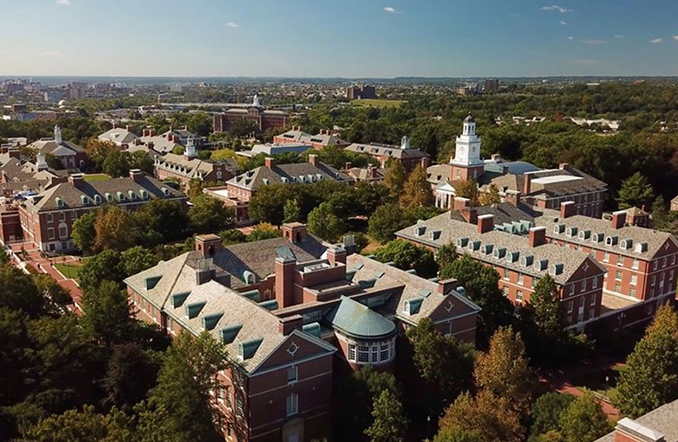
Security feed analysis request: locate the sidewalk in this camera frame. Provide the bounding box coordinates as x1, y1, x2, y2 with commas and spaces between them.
8, 241, 84, 315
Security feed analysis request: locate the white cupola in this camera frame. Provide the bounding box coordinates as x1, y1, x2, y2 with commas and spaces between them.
185, 136, 197, 159
54, 125, 63, 144
252, 94, 261, 108
36, 152, 48, 171
400, 136, 410, 150
450, 115, 482, 167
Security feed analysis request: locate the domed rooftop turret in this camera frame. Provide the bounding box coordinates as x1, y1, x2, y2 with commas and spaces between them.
464, 114, 475, 123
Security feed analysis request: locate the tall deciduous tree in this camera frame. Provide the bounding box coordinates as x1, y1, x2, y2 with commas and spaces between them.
283, 198, 302, 223
71, 211, 99, 255
400, 164, 434, 210
103, 343, 159, 412
436, 243, 458, 269
474, 327, 534, 416
78, 249, 125, 293
615, 304, 678, 418
120, 247, 158, 276
368, 203, 414, 244
134, 199, 189, 243
247, 223, 281, 242
81, 280, 132, 344
137, 332, 226, 442
479, 184, 501, 206
94, 206, 138, 253
383, 160, 407, 199
374, 240, 438, 278
531, 275, 567, 338
529, 392, 576, 442
559, 391, 612, 442
618, 172, 655, 210
86, 139, 117, 170
455, 180, 480, 207
307, 202, 345, 242
364, 389, 407, 442
188, 195, 235, 234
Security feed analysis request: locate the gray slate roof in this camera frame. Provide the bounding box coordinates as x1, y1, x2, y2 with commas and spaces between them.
28, 139, 85, 155
396, 213, 605, 285
227, 161, 352, 191
595, 399, 678, 442
537, 214, 678, 260
345, 142, 430, 160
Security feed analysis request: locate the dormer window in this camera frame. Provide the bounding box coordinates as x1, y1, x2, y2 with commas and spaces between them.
606, 236, 618, 246
117, 191, 125, 202
549, 263, 564, 276
506, 251, 520, 263
55, 197, 64, 208
553, 224, 565, 234
535, 259, 549, 271
93, 195, 102, 205
456, 238, 469, 248
105, 192, 113, 202
566, 227, 578, 237
482, 244, 494, 255
493, 247, 507, 259
521, 255, 534, 267
620, 239, 633, 250
128, 190, 137, 200
161, 187, 170, 197
579, 230, 591, 240
414, 226, 426, 237
635, 242, 648, 253
468, 240, 481, 251
139, 189, 148, 199
592, 233, 604, 243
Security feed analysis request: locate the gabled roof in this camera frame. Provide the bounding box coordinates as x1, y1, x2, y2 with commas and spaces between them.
28, 139, 85, 155
595, 399, 678, 442
98, 128, 139, 146
227, 161, 352, 191
345, 142, 430, 160
326, 296, 396, 340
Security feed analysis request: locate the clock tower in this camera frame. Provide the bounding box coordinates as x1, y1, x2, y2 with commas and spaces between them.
450, 115, 485, 181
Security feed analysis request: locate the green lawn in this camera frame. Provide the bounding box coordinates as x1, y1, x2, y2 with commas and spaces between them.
351, 99, 406, 109
84, 173, 111, 182
571, 366, 625, 402
54, 263, 82, 281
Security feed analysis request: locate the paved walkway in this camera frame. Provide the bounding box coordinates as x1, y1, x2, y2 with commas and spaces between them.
8, 241, 83, 315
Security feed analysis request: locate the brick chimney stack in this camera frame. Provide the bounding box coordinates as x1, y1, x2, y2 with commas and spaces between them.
265, 157, 275, 168
612, 210, 627, 230
195, 234, 223, 258
560, 201, 576, 219
613, 417, 666, 442
461, 207, 478, 225
523, 173, 533, 195
477, 214, 494, 234
68, 173, 85, 189
308, 154, 318, 167
129, 168, 143, 183
437, 278, 459, 295
453, 197, 471, 211
505, 190, 522, 207
275, 255, 296, 309
278, 315, 304, 336
529, 227, 547, 247
327, 246, 347, 266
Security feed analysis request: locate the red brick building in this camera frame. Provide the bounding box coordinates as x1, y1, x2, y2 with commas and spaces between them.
344, 136, 431, 172
273, 127, 349, 150
213, 96, 290, 133
125, 224, 480, 442
18, 170, 186, 252
346, 85, 376, 100
153, 142, 240, 190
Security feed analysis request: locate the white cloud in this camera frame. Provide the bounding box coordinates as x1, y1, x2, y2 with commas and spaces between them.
673, 35, 678, 41
541, 5, 571, 13
567, 36, 574, 40
225, 22, 240, 28
614, 35, 625, 39
55, 0, 71, 5
383, 6, 400, 13
560, 21, 568, 26
581, 39, 607, 45
651, 38, 663, 44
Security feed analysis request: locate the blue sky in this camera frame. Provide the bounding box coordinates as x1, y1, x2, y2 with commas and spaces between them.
1, 0, 677, 77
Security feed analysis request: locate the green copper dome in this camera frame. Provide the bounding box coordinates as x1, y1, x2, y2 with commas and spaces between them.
328, 296, 396, 340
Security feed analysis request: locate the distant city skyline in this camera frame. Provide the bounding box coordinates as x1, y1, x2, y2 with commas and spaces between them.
1, 0, 677, 77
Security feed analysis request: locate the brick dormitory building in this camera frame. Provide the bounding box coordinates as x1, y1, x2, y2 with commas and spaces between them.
14, 170, 186, 252
398, 197, 678, 332
213, 95, 291, 133
125, 224, 481, 442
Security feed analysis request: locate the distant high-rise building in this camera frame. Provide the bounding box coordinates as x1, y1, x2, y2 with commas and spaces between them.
346, 85, 376, 100
484, 79, 500, 92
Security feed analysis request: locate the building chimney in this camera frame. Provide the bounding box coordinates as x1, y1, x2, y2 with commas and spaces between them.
308, 154, 318, 167
7, 148, 20, 159
491, 153, 502, 162
612, 210, 627, 230
327, 246, 347, 266
453, 197, 471, 211
477, 214, 494, 234
278, 315, 304, 336
437, 278, 459, 295
420, 157, 430, 169
265, 157, 275, 168
559, 163, 570, 171
68, 173, 85, 189
129, 168, 143, 183
344, 162, 352, 171
613, 417, 666, 442
125, 125, 132, 132
529, 227, 547, 247
149, 128, 155, 137
523, 173, 533, 195
195, 234, 223, 258
369, 165, 378, 179
505, 190, 521, 207
282, 223, 307, 243
275, 256, 296, 309
560, 201, 576, 219
461, 207, 478, 225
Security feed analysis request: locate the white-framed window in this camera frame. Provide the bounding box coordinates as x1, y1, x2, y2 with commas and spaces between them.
236, 397, 244, 417
581, 280, 587, 293
503, 268, 510, 281
348, 344, 356, 361
632, 259, 639, 270
569, 284, 575, 295
651, 275, 656, 286
349, 339, 395, 364
287, 366, 298, 384
47, 213, 53, 223
592, 277, 598, 289
589, 307, 595, 319
653, 261, 658, 270
672, 255, 676, 266
615, 283, 621, 293
502, 286, 509, 297
603, 252, 610, 263
357, 345, 370, 363
286, 393, 298, 417
629, 288, 636, 298
59, 224, 68, 239
380, 341, 391, 360
567, 301, 573, 313
670, 270, 675, 281
630, 275, 637, 286
71, 211, 77, 220
517, 274, 524, 285
615, 271, 622, 281
662, 257, 667, 268
446, 321, 454, 337
48, 227, 55, 240
516, 291, 523, 304
58, 212, 65, 221
590, 293, 596, 306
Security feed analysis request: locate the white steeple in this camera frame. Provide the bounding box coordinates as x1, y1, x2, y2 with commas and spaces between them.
400, 136, 410, 150
54, 125, 63, 144
185, 136, 197, 159
450, 115, 482, 167
36, 152, 48, 171
252, 94, 261, 108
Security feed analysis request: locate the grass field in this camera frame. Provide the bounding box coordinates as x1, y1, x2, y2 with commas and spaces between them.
84, 173, 110, 182
351, 99, 406, 109
54, 263, 82, 281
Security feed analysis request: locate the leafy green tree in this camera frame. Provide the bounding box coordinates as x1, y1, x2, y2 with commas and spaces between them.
22, 405, 136, 442
94, 206, 139, 253
529, 392, 576, 442
0, 308, 32, 410
438, 391, 524, 442
368, 203, 414, 244
86, 139, 117, 170
618, 172, 655, 209
188, 195, 235, 234
283, 198, 302, 223
103, 343, 159, 412
128, 151, 154, 174
474, 327, 534, 416
364, 389, 407, 442
137, 332, 226, 442
436, 243, 458, 269
71, 211, 98, 255
374, 240, 437, 278
307, 202, 345, 242
530, 275, 566, 338
34, 274, 72, 306
400, 164, 434, 210
0, 262, 46, 317
81, 280, 132, 344
247, 223, 282, 242
79, 249, 125, 293
479, 184, 501, 206
559, 391, 612, 442
135, 199, 189, 243
121, 247, 158, 276
433, 428, 482, 442
615, 304, 678, 418
456, 180, 480, 207
383, 160, 407, 199
103, 150, 131, 177
248, 183, 291, 225
218, 229, 247, 245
